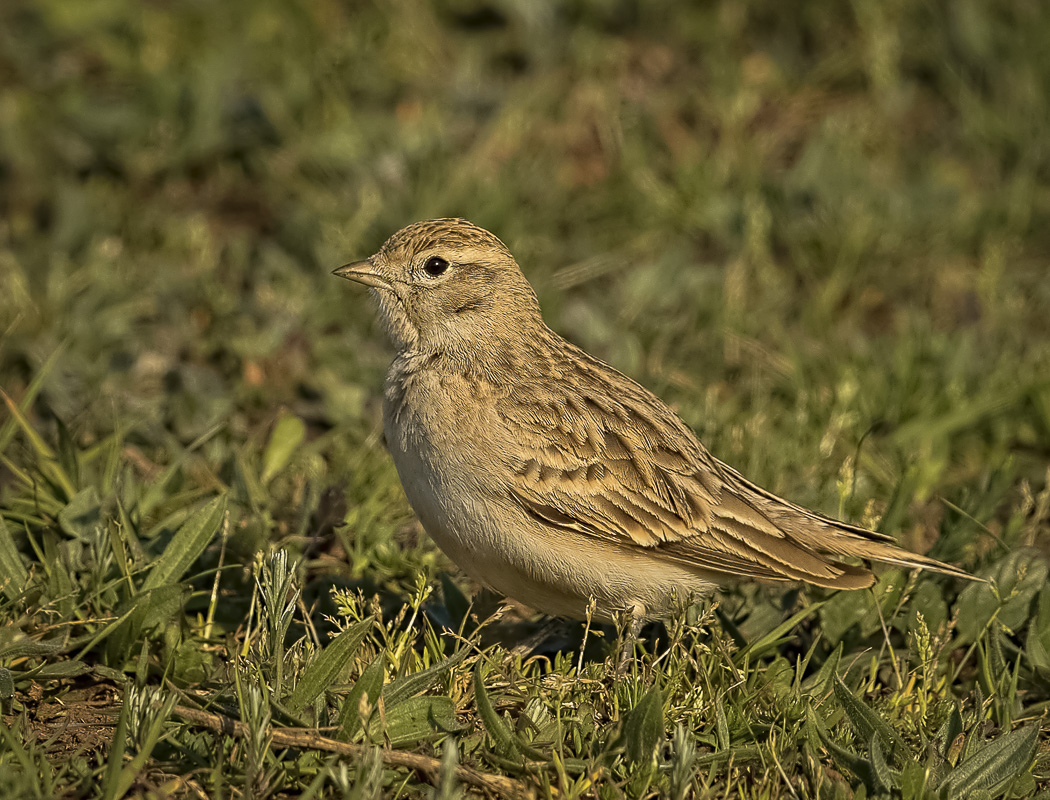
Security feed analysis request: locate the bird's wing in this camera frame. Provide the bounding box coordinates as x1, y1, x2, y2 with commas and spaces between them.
500, 358, 877, 589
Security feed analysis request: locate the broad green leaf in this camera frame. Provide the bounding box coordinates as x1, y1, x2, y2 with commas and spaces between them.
43, 533, 75, 617
0, 514, 28, 600
0, 632, 67, 661
976, 625, 1020, 729
129, 584, 189, 633
714, 696, 729, 750
55, 416, 80, 491
820, 571, 907, 643
869, 735, 898, 794
382, 646, 469, 706
1002, 773, 1036, 800
624, 685, 664, 766
963, 685, 987, 764
336, 653, 384, 741
287, 617, 374, 712
369, 695, 459, 746
12, 660, 91, 681
73, 589, 171, 663
58, 487, 101, 540
1024, 586, 1050, 675
806, 705, 872, 781
142, 495, 226, 591
808, 704, 899, 797
905, 578, 948, 634
956, 550, 1047, 643
936, 704, 965, 762
261, 414, 306, 484
834, 675, 907, 764
107, 584, 189, 664
941, 724, 1038, 798
473, 659, 523, 759
900, 762, 929, 798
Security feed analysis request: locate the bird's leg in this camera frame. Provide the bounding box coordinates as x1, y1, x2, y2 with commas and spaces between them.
577, 596, 599, 674
614, 603, 646, 676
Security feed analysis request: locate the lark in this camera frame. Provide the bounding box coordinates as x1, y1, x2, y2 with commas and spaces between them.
334, 218, 975, 622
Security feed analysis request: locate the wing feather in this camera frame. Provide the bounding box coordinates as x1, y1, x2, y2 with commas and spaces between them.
499, 342, 973, 589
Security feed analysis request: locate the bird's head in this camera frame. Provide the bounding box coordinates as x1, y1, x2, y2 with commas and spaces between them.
334, 218, 543, 356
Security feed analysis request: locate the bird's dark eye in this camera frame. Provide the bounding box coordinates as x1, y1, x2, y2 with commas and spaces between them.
423, 256, 449, 277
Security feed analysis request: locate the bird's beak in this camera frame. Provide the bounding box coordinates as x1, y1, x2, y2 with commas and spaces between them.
332, 259, 394, 291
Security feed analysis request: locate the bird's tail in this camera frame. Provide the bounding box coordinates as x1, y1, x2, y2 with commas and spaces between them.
811, 514, 982, 584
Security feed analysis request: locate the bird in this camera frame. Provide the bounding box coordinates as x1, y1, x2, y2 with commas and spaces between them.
333, 218, 976, 623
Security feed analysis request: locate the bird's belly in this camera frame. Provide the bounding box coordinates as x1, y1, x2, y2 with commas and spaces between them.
383, 367, 717, 620
390, 436, 715, 620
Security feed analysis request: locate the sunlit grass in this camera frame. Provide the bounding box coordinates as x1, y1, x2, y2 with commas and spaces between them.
1, 0, 1048, 796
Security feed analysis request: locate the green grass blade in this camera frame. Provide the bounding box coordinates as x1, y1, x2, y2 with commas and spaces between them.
833, 675, 908, 764
941, 724, 1038, 797
141, 495, 226, 592
806, 704, 874, 787
336, 653, 385, 741
137, 425, 225, 518
111, 693, 178, 800
473, 659, 523, 760
0, 514, 28, 601
0, 386, 76, 501
869, 735, 898, 794
368, 695, 459, 747
286, 616, 374, 713
0, 342, 67, 457
382, 646, 470, 707
735, 600, 827, 664
100, 687, 131, 800
261, 414, 306, 484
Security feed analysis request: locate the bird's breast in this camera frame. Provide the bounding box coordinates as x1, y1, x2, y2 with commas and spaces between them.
384, 361, 506, 458
382, 358, 514, 516
381, 360, 534, 576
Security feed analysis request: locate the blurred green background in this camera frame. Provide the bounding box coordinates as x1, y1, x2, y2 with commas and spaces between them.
2, 0, 1047, 516
1, 0, 1049, 795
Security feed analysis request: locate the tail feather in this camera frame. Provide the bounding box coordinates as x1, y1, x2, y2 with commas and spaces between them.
728, 469, 981, 584
808, 513, 982, 583
851, 539, 981, 582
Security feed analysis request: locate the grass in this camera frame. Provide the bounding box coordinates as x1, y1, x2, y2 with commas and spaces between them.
1, 0, 1049, 796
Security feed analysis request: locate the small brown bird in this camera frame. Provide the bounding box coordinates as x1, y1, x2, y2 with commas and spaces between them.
334, 218, 974, 622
